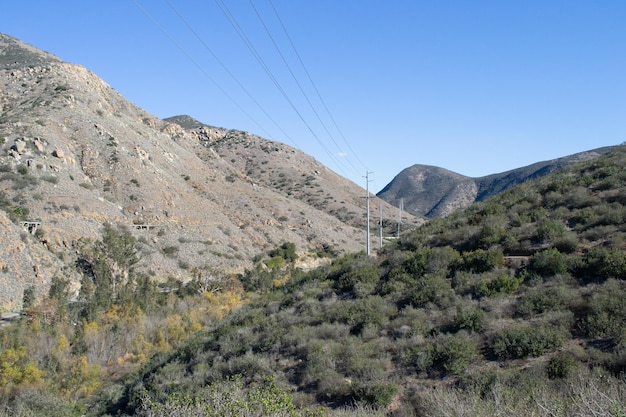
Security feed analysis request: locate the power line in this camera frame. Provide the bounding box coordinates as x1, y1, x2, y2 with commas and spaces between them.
249, 0, 361, 177
136, 0, 370, 186
130, 0, 272, 139
267, 0, 368, 173
213, 0, 351, 178
162, 0, 301, 149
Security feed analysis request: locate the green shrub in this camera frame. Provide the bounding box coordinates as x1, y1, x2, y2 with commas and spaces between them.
546, 351, 577, 379
492, 322, 568, 359
22, 286, 36, 309
454, 306, 485, 332
137, 376, 313, 417
529, 248, 569, 276
574, 248, 626, 282
580, 279, 626, 340
268, 242, 298, 263
476, 223, 506, 248
403, 248, 429, 277
425, 246, 461, 275
535, 219, 566, 243
476, 274, 523, 297
407, 272, 451, 308
351, 381, 398, 408
40, 175, 59, 184
264, 256, 285, 270
402, 342, 435, 373
434, 332, 479, 375
329, 297, 391, 335
0, 388, 78, 417
516, 285, 570, 318
335, 262, 379, 297
553, 232, 579, 253
12, 206, 27, 219
460, 248, 504, 273
389, 307, 429, 338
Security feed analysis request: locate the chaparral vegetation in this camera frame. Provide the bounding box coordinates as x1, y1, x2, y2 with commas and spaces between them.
2, 149, 626, 416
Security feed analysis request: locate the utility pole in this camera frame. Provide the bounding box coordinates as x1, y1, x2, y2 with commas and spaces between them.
365, 172, 371, 256
379, 200, 383, 248
397, 198, 403, 238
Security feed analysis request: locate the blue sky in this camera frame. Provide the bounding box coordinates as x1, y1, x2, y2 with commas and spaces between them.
2, 1, 624, 191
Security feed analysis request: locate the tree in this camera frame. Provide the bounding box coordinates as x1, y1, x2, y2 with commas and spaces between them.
75, 223, 139, 313
268, 242, 298, 263
22, 286, 36, 309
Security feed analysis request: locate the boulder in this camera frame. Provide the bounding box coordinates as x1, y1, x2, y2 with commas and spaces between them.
33, 138, 45, 152
13, 140, 26, 154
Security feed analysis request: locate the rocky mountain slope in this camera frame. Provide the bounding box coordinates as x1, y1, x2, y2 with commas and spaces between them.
0, 33, 418, 310
377, 146, 614, 218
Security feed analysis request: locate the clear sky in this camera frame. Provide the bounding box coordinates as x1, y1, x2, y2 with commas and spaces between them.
2, 1, 624, 192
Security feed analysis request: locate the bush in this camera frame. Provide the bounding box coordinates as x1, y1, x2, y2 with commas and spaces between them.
268, 242, 298, 263
426, 246, 461, 275
554, 232, 579, 253
403, 249, 429, 277
263, 256, 285, 270
574, 248, 626, 282
329, 297, 392, 335
529, 248, 569, 276
476, 273, 523, 297
546, 351, 577, 379
476, 223, 506, 248
492, 322, 568, 359
402, 342, 435, 373
516, 285, 570, 318
434, 332, 479, 375
334, 262, 379, 298
579, 279, 626, 340
0, 388, 78, 417
460, 248, 504, 273
407, 272, 451, 308
351, 381, 398, 408
535, 219, 566, 243
454, 306, 485, 332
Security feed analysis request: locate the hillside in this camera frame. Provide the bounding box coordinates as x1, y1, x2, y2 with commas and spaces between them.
0, 33, 418, 310
378, 146, 614, 218
84, 145, 626, 416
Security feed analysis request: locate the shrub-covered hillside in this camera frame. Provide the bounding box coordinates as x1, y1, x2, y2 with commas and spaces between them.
96, 146, 626, 416
2, 146, 626, 417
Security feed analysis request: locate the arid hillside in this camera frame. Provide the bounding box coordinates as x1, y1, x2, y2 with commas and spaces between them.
0, 33, 419, 310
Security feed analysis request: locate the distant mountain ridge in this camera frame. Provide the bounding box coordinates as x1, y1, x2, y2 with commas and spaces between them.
377, 147, 614, 218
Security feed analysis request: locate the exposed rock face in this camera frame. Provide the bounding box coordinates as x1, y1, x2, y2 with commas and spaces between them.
378, 147, 615, 218
0, 33, 420, 310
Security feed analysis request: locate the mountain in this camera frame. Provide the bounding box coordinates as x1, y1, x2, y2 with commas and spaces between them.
0, 33, 419, 310
377, 147, 614, 218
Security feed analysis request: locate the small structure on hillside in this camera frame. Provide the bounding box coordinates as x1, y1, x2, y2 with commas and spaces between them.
20, 221, 41, 235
